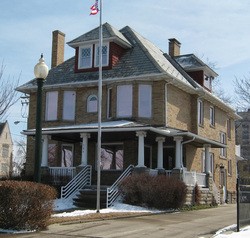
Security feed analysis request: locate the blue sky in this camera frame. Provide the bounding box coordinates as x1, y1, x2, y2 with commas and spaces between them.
1, 0, 250, 143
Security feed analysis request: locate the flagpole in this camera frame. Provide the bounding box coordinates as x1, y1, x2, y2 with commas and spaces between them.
96, 0, 103, 213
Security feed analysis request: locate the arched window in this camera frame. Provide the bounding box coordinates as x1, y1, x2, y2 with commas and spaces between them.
87, 95, 98, 112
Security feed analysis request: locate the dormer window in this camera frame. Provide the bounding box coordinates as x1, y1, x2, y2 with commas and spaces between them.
79, 45, 93, 69
95, 43, 109, 67
204, 74, 212, 90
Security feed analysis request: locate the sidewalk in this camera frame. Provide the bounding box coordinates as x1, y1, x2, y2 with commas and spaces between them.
2, 204, 236, 238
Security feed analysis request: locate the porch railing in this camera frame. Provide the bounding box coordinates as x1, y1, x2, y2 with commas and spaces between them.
183, 171, 206, 187
49, 167, 76, 185
107, 165, 134, 208
61, 165, 92, 201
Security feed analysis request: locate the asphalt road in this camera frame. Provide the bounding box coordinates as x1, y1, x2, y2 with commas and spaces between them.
2, 204, 236, 238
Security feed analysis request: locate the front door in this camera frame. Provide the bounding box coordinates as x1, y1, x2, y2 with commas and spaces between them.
61, 144, 74, 167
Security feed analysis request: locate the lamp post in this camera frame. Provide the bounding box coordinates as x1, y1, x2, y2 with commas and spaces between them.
33, 54, 49, 183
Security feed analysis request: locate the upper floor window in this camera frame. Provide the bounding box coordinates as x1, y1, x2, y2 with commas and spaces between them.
138, 84, 152, 118
209, 106, 215, 126
220, 132, 227, 158
117, 85, 132, 117
95, 43, 109, 67
63, 91, 76, 120
204, 75, 212, 90
198, 99, 204, 126
2, 144, 9, 158
227, 119, 231, 139
79, 45, 93, 69
45, 91, 58, 121
107, 88, 112, 119
87, 95, 98, 113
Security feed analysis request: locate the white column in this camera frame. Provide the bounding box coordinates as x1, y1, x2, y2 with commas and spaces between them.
204, 144, 211, 173
156, 137, 165, 169
80, 133, 90, 166
41, 135, 49, 167
174, 136, 183, 169
136, 131, 147, 167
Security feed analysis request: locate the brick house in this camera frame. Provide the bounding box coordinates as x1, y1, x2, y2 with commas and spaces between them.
0, 121, 13, 178
17, 23, 239, 205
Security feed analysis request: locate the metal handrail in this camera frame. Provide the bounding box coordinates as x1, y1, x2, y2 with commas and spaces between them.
106, 165, 134, 208
61, 165, 92, 200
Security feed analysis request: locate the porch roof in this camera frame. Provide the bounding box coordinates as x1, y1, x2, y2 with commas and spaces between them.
22, 120, 225, 148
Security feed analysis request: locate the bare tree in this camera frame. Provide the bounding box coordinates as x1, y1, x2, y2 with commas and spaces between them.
0, 62, 20, 121
13, 139, 27, 176
234, 74, 250, 110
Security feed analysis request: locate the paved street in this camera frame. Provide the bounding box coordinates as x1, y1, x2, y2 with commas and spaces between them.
2, 204, 236, 238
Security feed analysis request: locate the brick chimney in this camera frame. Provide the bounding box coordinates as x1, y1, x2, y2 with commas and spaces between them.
51, 30, 65, 68
168, 38, 181, 57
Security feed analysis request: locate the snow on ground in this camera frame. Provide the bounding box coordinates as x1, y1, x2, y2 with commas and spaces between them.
212, 225, 250, 238
53, 199, 162, 218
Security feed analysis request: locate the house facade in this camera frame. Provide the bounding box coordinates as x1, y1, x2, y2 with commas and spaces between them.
17, 23, 239, 204
0, 121, 13, 178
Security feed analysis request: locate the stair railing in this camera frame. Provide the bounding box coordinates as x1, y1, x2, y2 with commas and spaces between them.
61, 165, 92, 201
106, 164, 134, 208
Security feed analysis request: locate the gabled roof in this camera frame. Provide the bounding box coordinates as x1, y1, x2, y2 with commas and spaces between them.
67, 22, 132, 49
174, 54, 218, 77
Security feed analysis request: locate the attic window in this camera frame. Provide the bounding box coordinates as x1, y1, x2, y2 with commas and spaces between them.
95, 43, 109, 67
204, 75, 212, 90
79, 45, 93, 69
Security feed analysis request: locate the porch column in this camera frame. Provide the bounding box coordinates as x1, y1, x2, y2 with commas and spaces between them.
156, 137, 165, 169
80, 133, 90, 166
204, 144, 211, 173
41, 135, 50, 167
136, 131, 147, 167
174, 136, 183, 169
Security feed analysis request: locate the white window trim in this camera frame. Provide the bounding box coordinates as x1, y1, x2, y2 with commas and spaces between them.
45, 91, 58, 121
78, 45, 93, 69
209, 106, 215, 126
94, 43, 109, 67
63, 91, 76, 121
138, 84, 152, 118
117, 85, 133, 118
220, 132, 227, 158
61, 144, 74, 167
87, 94, 98, 113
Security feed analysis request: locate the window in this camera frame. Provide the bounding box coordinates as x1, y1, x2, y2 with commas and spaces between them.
204, 75, 212, 90
79, 45, 93, 69
100, 143, 123, 170
210, 153, 214, 177
227, 119, 231, 139
198, 99, 204, 126
2, 144, 9, 158
139, 85, 152, 118
209, 106, 215, 126
228, 160, 232, 176
220, 132, 227, 157
45, 91, 58, 121
87, 95, 98, 113
95, 43, 109, 67
63, 91, 76, 120
48, 144, 57, 167
117, 85, 132, 117
107, 88, 112, 118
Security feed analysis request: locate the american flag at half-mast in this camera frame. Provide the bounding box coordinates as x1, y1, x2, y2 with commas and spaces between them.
90, 0, 99, 15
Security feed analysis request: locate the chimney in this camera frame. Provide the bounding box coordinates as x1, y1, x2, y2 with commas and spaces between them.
168, 38, 181, 57
51, 30, 65, 68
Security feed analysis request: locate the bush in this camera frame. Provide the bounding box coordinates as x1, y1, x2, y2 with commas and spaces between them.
119, 174, 187, 210
0, 180, 57, 231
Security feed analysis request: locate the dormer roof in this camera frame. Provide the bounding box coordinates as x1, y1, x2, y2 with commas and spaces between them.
174, 54, 218, 78
67, 22, 132, 49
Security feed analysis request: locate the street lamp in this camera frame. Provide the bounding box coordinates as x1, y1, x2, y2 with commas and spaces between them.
33, 54, 49, 183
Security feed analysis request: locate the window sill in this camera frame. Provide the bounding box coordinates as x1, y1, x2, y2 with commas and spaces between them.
219, 156, 227, 160
210, 124, 215, 129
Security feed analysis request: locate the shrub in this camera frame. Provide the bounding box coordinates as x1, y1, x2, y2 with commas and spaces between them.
119, 174, 187, 210
0, 180, 57, 231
